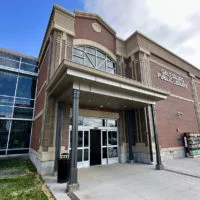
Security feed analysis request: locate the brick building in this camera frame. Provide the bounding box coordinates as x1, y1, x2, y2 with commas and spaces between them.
1, 4, 200, 191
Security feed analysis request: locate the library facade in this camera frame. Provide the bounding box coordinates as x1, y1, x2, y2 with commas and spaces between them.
1, 4, 200, 190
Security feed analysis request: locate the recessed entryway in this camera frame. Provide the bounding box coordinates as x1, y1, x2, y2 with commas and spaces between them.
69, 116, 119, 168
90, 129, 101, 166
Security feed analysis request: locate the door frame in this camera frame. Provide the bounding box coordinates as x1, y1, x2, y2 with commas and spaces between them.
69, 117, 119, 168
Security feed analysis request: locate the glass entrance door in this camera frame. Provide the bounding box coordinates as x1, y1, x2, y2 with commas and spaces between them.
69, 117, 119, 168
90, 129, 101, 166
101, 129, 118, 165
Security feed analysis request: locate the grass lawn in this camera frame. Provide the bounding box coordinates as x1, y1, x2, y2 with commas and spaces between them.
0, 160, 54, 200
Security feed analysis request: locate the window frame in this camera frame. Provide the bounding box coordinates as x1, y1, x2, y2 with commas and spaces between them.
72, 45, 116, 75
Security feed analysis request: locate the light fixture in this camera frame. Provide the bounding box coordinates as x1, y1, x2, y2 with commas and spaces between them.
177, 111, 183, 116
100, 105, 103, 108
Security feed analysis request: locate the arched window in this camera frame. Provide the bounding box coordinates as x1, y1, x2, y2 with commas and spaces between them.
72, 46, 116, 74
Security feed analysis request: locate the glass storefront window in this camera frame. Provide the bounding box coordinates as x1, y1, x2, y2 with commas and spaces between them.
77, 149, 82, 162
8, 120, 32, 149
7, 149, 29, 155
0, 70, 17, 96
0, 51, 37, 156
0, 96, 14, 106
16, 75, 36, 99
107, 119, 117, 127
0, 106, 13, 118
108, 131, 117, 145
0, 57, 19, 69
102, 131, 107, 146
13, 107, 33, 119
14, 98, 34, 108
20, 63, 38, 73
73, 56, 84, 65
72, 46, 116, 75
84, 118, 103, 127
0, 120, 11, 149
84, 131, 89, 147
84, 149, 88, 161
108, 147, 118, 158
103, 147, 107, 159
21, 58, 37, 66
78, 131, 83, 147
0, 150, 6, 155
0, 51, 20, 62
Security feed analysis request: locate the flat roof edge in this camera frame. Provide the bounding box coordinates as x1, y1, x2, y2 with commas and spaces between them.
0, 47, 38, 61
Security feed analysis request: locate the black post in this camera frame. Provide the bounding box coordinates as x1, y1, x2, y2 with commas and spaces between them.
67, 89, 80, 192
126, 111, 134, 163
54, 102, 63, 172
151, 104, 164, 170
146, 106, 153, 163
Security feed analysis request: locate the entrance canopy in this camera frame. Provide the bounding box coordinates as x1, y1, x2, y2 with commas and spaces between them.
46, 60, 169, 110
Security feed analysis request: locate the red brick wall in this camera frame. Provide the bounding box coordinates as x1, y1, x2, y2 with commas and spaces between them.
37, 49, 49, 93
31, 43, 50, 151
34, 86, 45, 116
74, 16, 116, 54
150, 60, 193, 100
195, 81, 200, 101
150, 56, 198, 148
31, 115, 43, 151
156, 96, 198, 148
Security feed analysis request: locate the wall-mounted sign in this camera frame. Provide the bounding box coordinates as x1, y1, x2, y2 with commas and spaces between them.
157, 69, 187, 88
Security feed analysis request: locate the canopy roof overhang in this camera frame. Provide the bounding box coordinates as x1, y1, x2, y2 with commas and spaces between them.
46, 60, 170, 110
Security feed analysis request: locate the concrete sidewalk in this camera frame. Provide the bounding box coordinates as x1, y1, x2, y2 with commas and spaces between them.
74, 163, 200, 200
164, 157, 200, 177
43, 162, 200, 200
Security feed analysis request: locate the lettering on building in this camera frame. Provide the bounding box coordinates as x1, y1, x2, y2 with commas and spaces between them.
157, 69, 187, 88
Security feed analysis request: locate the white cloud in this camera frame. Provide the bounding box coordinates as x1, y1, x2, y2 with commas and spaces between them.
84, 0, 200, 67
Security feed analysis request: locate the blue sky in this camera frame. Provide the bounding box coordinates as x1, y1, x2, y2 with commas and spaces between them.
1, 0, 200, 67
0, 0, 84, 57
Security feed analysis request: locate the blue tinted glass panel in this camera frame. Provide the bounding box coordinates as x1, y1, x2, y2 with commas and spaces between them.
0, 120, 11, 149
21, 57, 37, 65
0, 106, 13, 118
0, 57, 19, 69
73, 56, 84, 65
0, 150, 6, 155
0, 70, 17, 96
8, 120, 32, 149
13, 107, 33, 119
7, 149, 29, 154
0, 51, 20, 61
15, 98, 34, 108
20, 63, 38, 73
16, 75, 36, 99
0, 96, 14, 106
108, 131, 117, 145
107, 67, 115, 74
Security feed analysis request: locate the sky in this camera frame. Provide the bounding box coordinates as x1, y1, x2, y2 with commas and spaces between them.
1, 0, 200, 68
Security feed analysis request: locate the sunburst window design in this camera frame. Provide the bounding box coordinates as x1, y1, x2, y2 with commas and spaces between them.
72, 46, 116, 74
